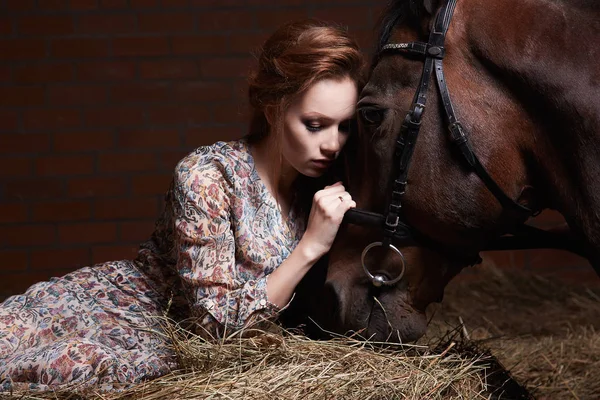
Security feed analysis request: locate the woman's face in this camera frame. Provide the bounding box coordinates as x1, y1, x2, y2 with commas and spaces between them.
281, 77, 358, 178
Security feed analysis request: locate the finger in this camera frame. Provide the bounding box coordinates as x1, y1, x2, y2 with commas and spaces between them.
314, 185, 346, 202
324, 191, 352, 207
323, 181, 343, 189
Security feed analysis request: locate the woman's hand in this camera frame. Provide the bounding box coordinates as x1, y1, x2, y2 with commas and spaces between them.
300, 181, 356, 260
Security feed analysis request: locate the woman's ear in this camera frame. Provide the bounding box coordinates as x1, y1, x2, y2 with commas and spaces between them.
264, 105, 276, 127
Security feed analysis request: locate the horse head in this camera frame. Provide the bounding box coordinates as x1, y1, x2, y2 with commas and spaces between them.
317, 0, 600, 342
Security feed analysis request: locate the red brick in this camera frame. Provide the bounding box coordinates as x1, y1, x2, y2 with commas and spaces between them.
0, 224, 56, 247
171, 35, 230, 55
110, 82, 172, 104
138, 13, 195, 33
131, 173, 172, 195
5, 179, 64, 200
0, 86, 46, 107
32, 200, 91, 222
159, 150, 188, 171
0, 110, 19, 132
173, 81, 231, 102
95, 197, 158, 219
18, 15, 74, 36
112, 37, 169, 57
78, 14, 137, 34
0, 39, 46, 61
91, 245, 138, 264
352, 29, 377, 51
100, 0, 127, 8
35, 155, 94, 176
53, 131, 114, 152
256, 9, 309, 29
0, 158, 33, 178
67, 176, 127, 198
118, 129, 180, 148
30, 248, 90, 271
198, 57, 254, 78
213, 102, 249, 124
197, 10, 255, 31
51, 38, 109, 58
185, 126, 241, 147
120, 220, 155, 242
0, 251, 28, 272
130, 0, 157, 7
77, 61, 136, 81
69, 0, 98, 11
229, 32, 269, 54
84, 107, 143, 127
528, 249, 591, 271
0, 17, 13, 36
120, 220, 155, 243
161, 0, 188, 6
312, 6, 372, 28
139, 60, 198, 79
13, 63, 74, 84
47, 85, 108, 106
38, 0, 68, 10
147, 104, 212, 126
0, 134, 51, 154
85, 107, 145, 127
58, 222, 117, 244
98, 153, 157, 173
0, 66, 11, 82
23, 109, 81, 131
0, 203, 28, 224
5, 0, 36, 11
189, 0, 240, 6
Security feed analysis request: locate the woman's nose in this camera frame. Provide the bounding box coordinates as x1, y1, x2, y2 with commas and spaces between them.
321, 128, 342, 154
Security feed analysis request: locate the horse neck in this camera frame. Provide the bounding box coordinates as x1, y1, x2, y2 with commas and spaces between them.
463, 0, 600, 256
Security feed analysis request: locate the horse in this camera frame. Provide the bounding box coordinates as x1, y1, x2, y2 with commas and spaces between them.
282, 0, 600, 343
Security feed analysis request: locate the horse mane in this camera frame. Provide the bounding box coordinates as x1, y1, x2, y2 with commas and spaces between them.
376, 0, 423, 53
376, 0, 598, 53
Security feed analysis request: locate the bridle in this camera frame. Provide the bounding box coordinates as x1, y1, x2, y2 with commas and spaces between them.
343, 0, 589, 287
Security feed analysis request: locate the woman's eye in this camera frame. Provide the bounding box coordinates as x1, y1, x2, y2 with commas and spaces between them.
304, 123, 322, 132
359, 108, 385, 126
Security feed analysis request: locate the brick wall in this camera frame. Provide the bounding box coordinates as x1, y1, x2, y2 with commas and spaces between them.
0, 0, 594, 300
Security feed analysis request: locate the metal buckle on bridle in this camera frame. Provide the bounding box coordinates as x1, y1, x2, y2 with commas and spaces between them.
361, 242, 406, 287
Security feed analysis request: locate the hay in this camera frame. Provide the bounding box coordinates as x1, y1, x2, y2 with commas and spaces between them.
2, 264, 598, 400
426, 265, 600, 399
2, 324, 502, 400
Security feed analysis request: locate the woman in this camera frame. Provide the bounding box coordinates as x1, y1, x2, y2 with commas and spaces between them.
0, 20, 364, 392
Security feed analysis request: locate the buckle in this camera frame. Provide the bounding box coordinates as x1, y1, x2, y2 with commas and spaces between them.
385, 214, 399, 229
448, 122, 467, 144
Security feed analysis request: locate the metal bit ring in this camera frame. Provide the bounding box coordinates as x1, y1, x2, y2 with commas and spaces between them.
361, 241, 406, 287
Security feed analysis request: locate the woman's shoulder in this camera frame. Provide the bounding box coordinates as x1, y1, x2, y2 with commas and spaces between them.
174, 138, 252, 189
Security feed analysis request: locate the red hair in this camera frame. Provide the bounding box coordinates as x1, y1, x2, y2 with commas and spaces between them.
247, 19, 365, 143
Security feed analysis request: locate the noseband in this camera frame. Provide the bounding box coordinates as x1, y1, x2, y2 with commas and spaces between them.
345, 0, 588, 287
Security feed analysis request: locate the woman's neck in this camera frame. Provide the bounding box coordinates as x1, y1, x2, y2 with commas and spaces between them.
250, 136, 298, 213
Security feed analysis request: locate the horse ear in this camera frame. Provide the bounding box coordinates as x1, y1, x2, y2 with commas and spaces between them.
423, 0, 440, 15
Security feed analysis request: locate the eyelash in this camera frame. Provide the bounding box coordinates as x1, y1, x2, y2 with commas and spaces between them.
304, 122, 322, 132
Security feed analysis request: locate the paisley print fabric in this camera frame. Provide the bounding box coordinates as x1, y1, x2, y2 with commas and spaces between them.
0, 139, 306, 392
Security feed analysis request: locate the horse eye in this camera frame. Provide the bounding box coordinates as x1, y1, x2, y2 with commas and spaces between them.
359, 108, 385, 126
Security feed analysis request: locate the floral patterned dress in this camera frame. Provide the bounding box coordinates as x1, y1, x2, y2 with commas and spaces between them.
0, 139, 306, 392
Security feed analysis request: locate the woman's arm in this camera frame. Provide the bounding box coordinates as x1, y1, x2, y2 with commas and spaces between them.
266, 182, 355, 308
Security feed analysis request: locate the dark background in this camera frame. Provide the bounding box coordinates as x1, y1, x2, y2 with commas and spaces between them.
0, 0, 593, 300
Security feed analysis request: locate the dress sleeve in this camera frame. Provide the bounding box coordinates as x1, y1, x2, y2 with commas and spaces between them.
172, 156, 280, 338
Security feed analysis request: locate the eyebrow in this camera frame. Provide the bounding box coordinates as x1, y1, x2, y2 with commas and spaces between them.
302, 111, 354, 122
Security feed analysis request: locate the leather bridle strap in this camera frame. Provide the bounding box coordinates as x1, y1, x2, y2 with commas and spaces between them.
379, 0, 531, 248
